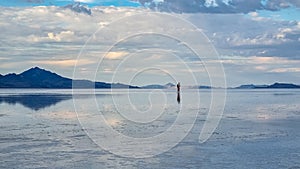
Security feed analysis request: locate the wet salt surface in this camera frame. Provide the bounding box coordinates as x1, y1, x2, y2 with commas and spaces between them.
0, 89, 299, 168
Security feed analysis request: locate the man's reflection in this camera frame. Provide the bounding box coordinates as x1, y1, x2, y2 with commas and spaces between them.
177, 92, 181, 104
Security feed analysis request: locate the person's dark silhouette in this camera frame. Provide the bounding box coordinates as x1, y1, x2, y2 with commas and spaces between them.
177, 82, 181, 103
177, 82, 180, 92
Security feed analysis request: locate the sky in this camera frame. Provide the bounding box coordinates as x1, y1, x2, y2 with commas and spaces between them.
0, 0, 299, 87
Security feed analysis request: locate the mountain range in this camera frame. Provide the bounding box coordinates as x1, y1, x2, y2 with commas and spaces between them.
0, 67, 139, 89
234, 83, 300, 89
141, 83, 175, 89
0, 67, 299, 89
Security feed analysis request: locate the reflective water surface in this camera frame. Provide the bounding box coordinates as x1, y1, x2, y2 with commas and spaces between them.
0, 89, 299, 168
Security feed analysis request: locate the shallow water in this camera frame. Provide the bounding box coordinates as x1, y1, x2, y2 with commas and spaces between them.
0, 89, 299, 168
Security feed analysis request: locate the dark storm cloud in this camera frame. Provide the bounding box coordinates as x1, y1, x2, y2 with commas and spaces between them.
132, 0, 299, 13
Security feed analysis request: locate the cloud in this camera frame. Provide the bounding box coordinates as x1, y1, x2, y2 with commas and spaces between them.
219, 56, 300, 86
0, 0, 141, 8
63, 2, 92, 15
105, 51, 129, 60
27, 30, 76, 42
264, 0, 300, 11
132, 0, 299, 14
188, 13, 300, 59
2, 0, 299, 15
220, 56, 300, 73
0, 57, 10, 60
32, 59, 94, 67
270, 68, 300, 73
0, 5, 299, 86
47, 30, 75, 42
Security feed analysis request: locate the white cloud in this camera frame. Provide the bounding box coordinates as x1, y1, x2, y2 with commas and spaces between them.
32, 58, 94, 67
270, 68, 300, 73
138, 0, 300, 14
26, 30, 77, 43
48, 31, 75, 42
189, 13, 300, 59
0, 6, 299, 86
105, 51, 129, 60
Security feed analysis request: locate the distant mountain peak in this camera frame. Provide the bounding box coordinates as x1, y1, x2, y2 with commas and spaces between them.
0, 67, 138, 89
235, 82, 300, 89
141, 82, 176, 89
165, 83, 175, 87
272, 82, 293, 85
25, 66, 45, 72
32, 66, 43, 70
269, 82, 300, 88
5, 73, 17, 76
20, 66, 57, 76
236, 84, 256, 89
23, 66, 43, 72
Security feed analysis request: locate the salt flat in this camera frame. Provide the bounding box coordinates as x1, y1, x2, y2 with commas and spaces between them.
0, 89, 299, 168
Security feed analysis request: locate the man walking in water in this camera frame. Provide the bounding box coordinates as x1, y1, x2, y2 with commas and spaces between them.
177, 82, 181, 103
177, 82, 181, 92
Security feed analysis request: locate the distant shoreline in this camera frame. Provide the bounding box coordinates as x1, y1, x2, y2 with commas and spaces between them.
1, 67, 299, 89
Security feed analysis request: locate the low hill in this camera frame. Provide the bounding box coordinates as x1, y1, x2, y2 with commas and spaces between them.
235, 83, 300, 89
141, 83, 175, 89
0, 67, 139, 89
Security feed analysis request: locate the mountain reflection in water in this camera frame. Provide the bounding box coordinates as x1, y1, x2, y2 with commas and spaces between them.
0, 94, 72, 111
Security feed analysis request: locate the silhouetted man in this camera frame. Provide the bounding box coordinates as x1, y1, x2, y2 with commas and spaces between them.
177, 82, 180, 92
177, 82, 181, 104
